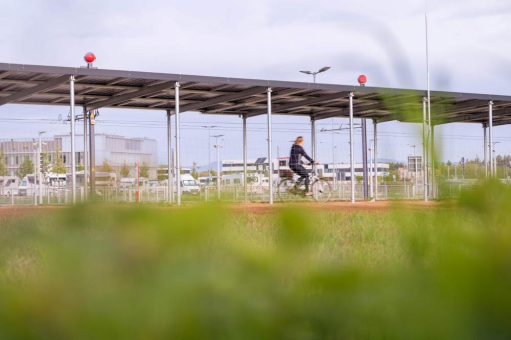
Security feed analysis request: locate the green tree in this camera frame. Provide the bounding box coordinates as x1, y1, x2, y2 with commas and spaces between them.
157, 165, 168, 181
0, 149, 7, 176
52, 148, 67, 176
120, 161, 130, 177
41, 150, 51, 175
77, 164, 85, 171
99, 159, 113, 173
139, 162, 149, 178
191, 162, 198, 179
16, 156, 34, 179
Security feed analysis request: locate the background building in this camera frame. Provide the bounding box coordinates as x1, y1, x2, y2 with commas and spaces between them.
0, 134, 157, 178
222, 158, 389, 180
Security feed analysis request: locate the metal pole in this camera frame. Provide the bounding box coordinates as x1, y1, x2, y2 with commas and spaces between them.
489, 101, 493, 177
208, 128, 211, 179
483, 124, 487, 179
311, 117, 316, 185
431, 125, 435, 198
373, 120, 378, 201
369, 142, 373, 199
216, 138, 221, 200
267, 87, 273, 204
422, 97, 428, 202
175, 82, 181, 205
167, 110, 173, 203
349, 92, 355, 203
332, 118, 336, 191
70, 76, 76, 205
83, 107, 88, 202
414, 145, 417, 188
38, 133, 43, 205
243, 115, 248, 203
89, 110, 96, 202
361, 119, 368, 199
311, 118, 316, 161
33, 148, 37, 206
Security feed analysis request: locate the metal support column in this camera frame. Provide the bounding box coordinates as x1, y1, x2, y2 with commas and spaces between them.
167, 110, 174, 203
38, 133, 43, 205
89, 110, 96, 202
216, 137, 222, 200
431, 124, 435, 198
373, 119, 378, 201
483, 124, 487, 179
349, 92, 355, 203
83, 107, 88, 202
175, 82, 181, 205
361, 119, 368, 199
243, 114, 248, 203
489, 101, 493, 177
311, 118, 316, 161
69, 76, 76, 205
422, 97, 428, 202
267, 87, 273, 204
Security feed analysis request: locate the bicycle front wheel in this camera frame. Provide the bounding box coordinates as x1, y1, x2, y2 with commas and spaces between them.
278, 179, 302, 202
310, 178, 332, 202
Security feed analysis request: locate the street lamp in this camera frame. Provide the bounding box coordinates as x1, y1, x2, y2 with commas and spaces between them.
213, 134, 224, 200
408, 144, 417, 187
299, 66, 331, 83
202, 125, 218, 183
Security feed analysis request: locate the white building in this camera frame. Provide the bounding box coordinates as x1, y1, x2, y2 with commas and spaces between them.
222, 158, 389, 180
0, 134, 157, 178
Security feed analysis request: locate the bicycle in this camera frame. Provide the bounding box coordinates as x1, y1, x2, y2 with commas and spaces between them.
277, 166, 332, 203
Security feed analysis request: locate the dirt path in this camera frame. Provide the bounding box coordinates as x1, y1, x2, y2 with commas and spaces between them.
0, 201, 448, 220
227, 201, 446, 214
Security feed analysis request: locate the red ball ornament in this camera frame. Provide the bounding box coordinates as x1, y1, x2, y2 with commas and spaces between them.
84, 52, 96, 63
358, 75, 367, 85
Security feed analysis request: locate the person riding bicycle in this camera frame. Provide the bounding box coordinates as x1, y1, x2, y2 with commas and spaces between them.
289, 136, 318, 195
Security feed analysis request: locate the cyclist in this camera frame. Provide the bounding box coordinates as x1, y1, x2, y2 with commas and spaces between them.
289, 136, 318, 195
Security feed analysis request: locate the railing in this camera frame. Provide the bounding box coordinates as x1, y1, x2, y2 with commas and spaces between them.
1, 181, 506, 206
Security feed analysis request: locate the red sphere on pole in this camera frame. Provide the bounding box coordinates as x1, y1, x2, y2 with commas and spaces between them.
358, 75, 367, 86
84, 52, 96, 63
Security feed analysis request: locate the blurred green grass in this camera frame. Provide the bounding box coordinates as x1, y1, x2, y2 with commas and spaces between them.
1, 182, 511, 339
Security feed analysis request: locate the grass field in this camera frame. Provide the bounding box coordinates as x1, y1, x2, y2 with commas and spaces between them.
0, 181, 510, 339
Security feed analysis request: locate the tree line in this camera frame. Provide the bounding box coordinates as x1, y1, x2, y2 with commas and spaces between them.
0, 148, 151, 180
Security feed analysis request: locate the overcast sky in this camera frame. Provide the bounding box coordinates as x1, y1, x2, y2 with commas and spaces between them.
1, 0, 511, 166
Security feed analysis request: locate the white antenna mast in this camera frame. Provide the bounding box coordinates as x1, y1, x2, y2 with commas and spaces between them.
425, 0, 432, 200
425, 0, 431, 129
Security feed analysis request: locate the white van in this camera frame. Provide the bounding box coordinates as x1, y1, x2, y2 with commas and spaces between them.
18, 175, 40, 196
119, 178, 135, 189
119, 177, 148, 189
163, 174, 201, 195
0, 176, 19, 196
180, 174, 200, 195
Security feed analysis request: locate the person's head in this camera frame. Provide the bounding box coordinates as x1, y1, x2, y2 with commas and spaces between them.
294, 136, 304, 146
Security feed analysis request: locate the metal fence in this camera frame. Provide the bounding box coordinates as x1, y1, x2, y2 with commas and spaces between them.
0, 182, 476, 206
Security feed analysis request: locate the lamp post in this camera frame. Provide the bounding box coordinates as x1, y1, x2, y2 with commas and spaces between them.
38, 131, 45, 205
369, 140, 374, 199
32, 142, 37, 206
408, 144, 417, 187
202, 125, 218, 185
299, 67, 331, 83
213, 134, 224, 200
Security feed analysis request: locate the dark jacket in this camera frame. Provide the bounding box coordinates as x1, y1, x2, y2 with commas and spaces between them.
289, 144, 313, 167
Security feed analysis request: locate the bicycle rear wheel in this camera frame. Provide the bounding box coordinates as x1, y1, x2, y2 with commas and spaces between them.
311, 178, 332, 202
